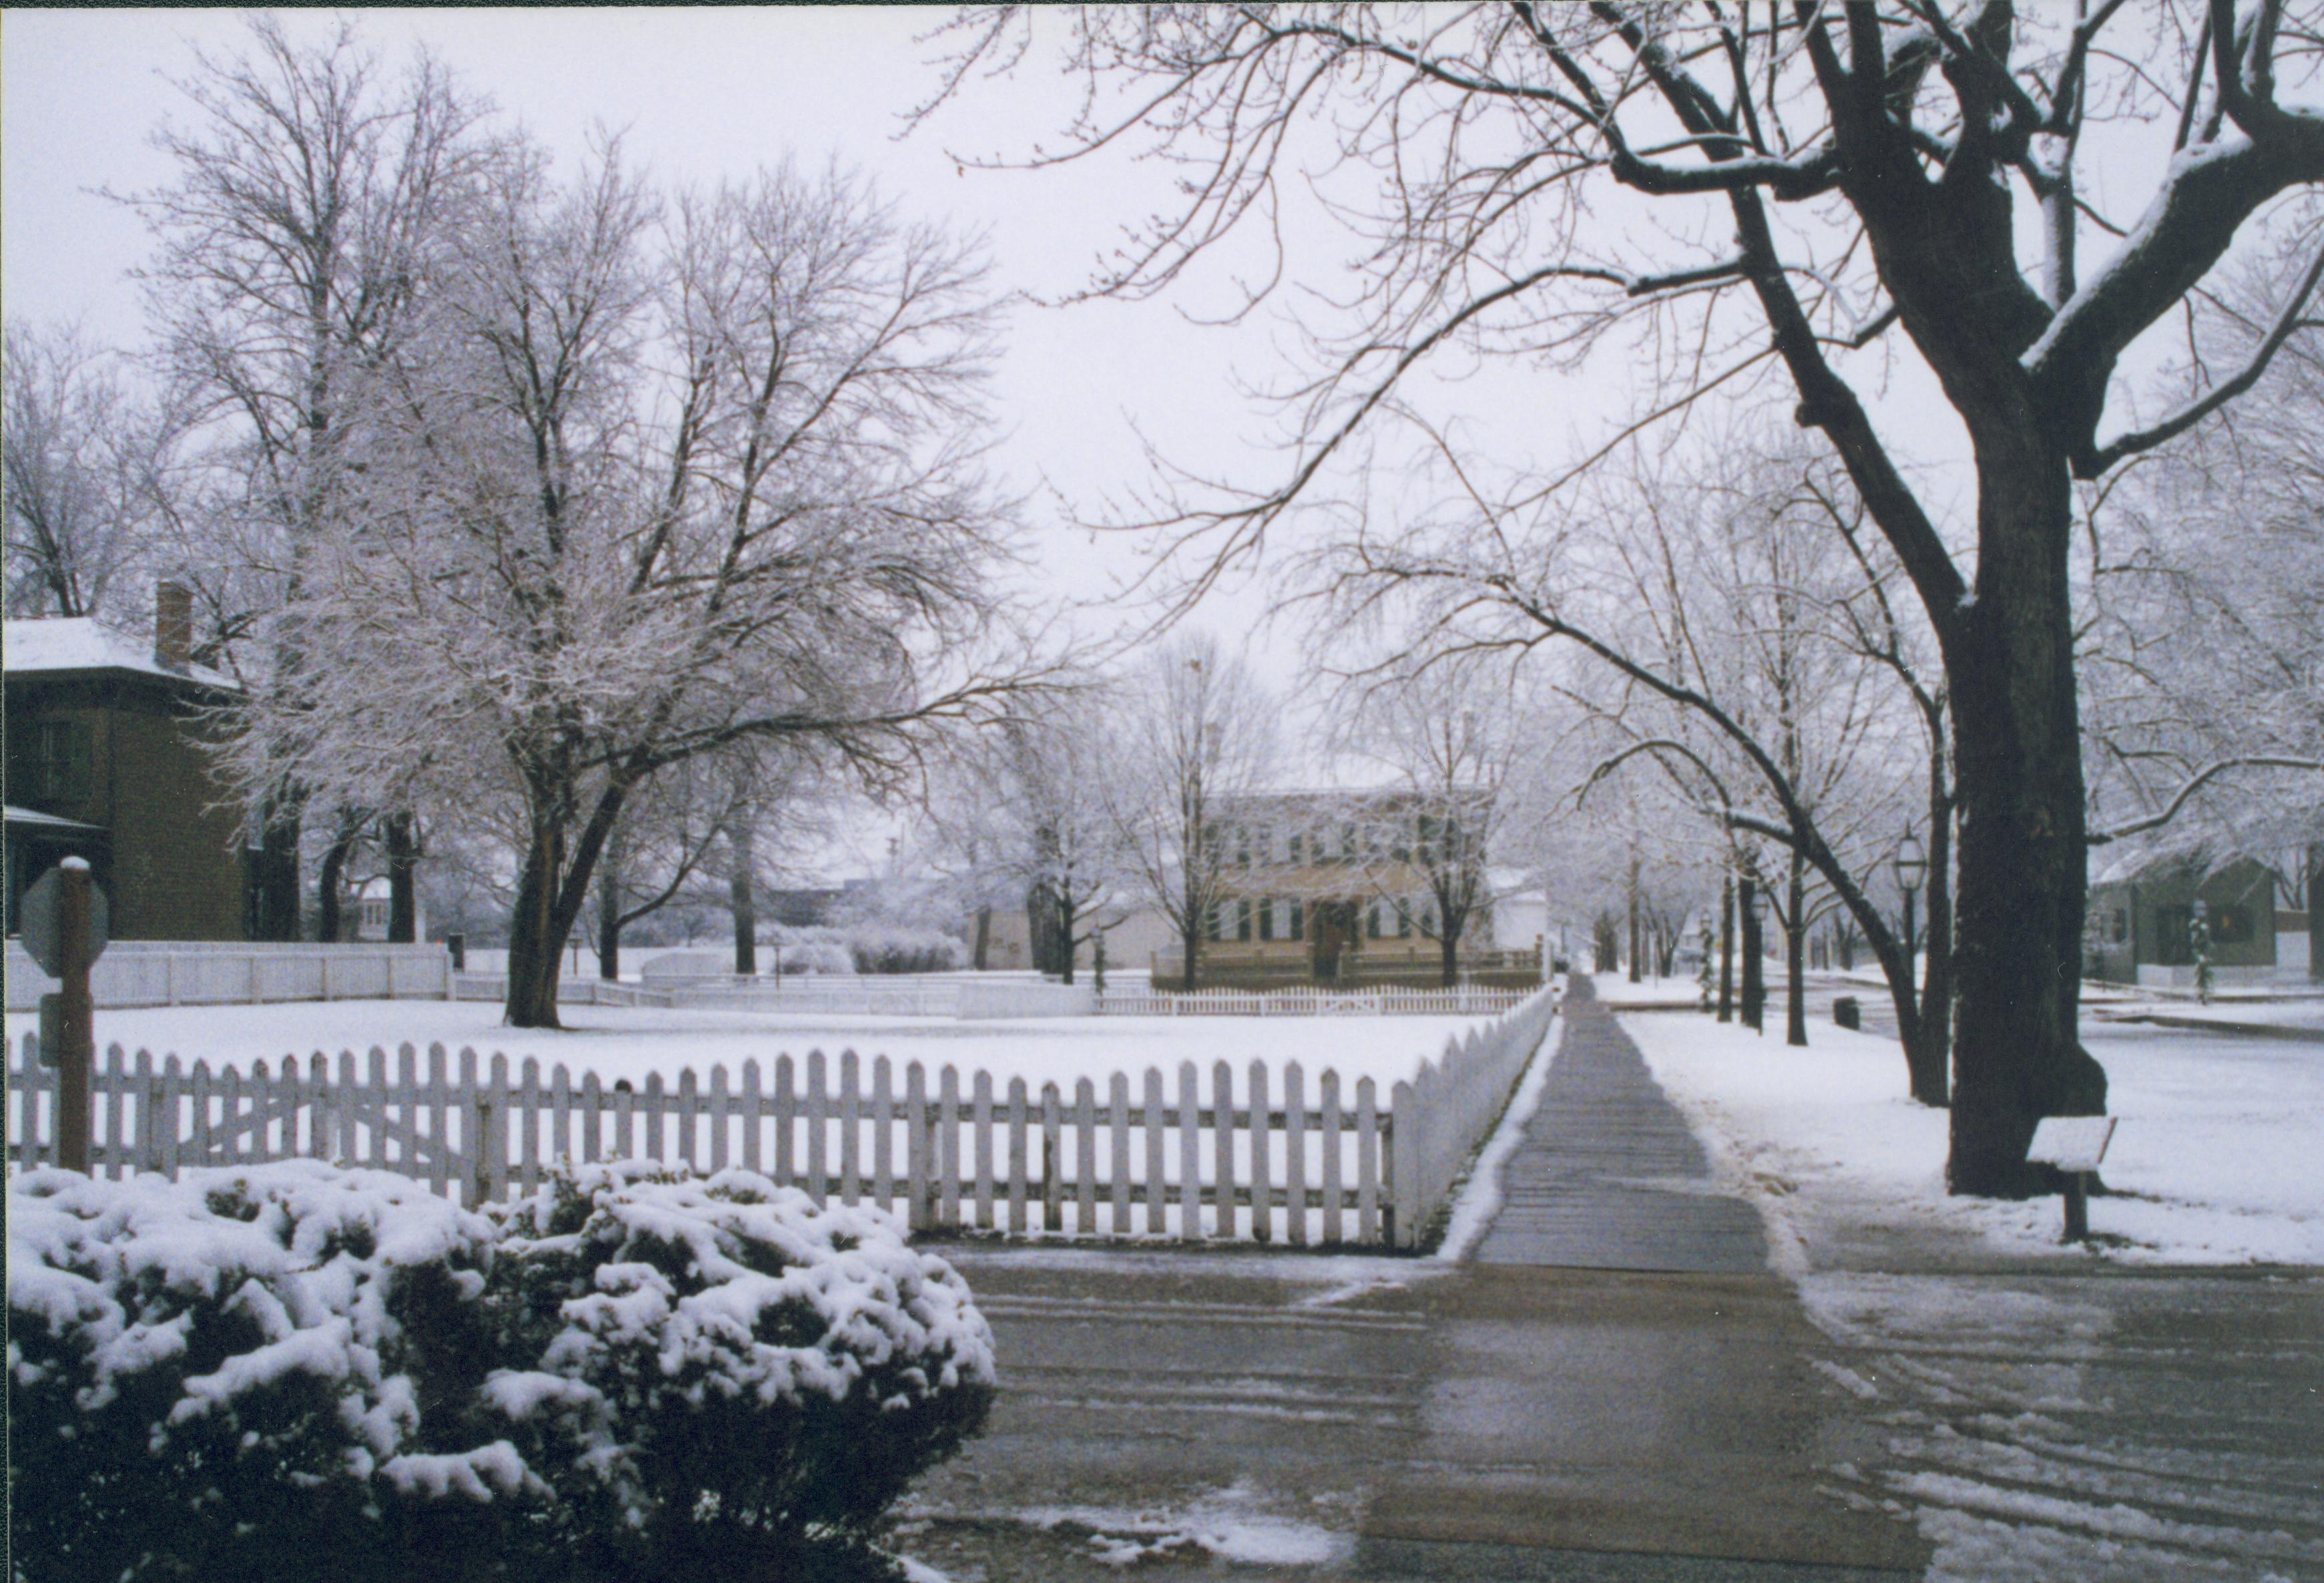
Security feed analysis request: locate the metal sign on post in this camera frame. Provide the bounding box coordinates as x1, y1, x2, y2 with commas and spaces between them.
2028, 1115, 2117, 1244
19, 865, 109, 977
21, 861, 103, 1172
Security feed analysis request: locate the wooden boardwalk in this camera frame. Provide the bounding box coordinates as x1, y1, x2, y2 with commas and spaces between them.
1470, 979, 1767, 1273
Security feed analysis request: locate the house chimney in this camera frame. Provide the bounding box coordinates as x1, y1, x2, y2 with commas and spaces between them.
154, 581, 194, 672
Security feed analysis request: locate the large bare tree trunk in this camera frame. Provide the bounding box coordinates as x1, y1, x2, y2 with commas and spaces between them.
1901, 768, 1955, 1107
728, 817, 758, 977
1785, 860, 1807, 1047
505, 814, 567, 1030
384, 813, 417, 943
254, 793, 302, 942
315, 825, 352, 944
1944, 444, 2106, 1194
1717, 876, 1734, 1022
1626, 859, 1642, 983
1438, 927, 1459, 989
598, 861, 624, 982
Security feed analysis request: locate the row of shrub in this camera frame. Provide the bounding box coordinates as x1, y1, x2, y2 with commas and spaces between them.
8, 1160, 995, 1583
766, 924, 966, 977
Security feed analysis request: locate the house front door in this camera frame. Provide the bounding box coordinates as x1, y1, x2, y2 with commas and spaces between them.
1311, 901, 1358, 984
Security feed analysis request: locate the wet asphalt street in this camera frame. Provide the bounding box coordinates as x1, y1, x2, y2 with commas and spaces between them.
879, 983, 2324, 1582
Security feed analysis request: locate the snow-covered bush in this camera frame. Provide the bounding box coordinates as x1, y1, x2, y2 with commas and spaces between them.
479, 1162, 995, 1582
5, 1162, 520, 1583
763, 923, 966, 976
762, 925, 861, 976
7, 1162, 995, 1583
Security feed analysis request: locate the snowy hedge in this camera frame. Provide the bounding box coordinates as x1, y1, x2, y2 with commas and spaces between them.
7, 1162, 995, 1583
765, 923, 966, 976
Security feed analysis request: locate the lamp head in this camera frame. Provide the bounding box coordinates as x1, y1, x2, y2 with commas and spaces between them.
1894, 827, 1928, 893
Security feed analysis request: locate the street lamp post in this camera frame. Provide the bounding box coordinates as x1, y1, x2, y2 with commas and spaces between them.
1894, 827, 1928, 1007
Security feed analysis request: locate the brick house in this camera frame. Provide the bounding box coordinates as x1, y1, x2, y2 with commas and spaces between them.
3, 590, 248, 941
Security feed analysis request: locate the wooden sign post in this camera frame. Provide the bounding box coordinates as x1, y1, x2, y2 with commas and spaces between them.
2028, 1116, 2117, 1244
23, 858, 107, 1174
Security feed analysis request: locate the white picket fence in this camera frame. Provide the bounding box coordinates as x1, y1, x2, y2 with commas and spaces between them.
1098, 984, 1533, 1018
4, 941, 454, 1012
451, 975, 1098, 1019
5, 987, 1558, 1250
1389, 985, 1562, 1244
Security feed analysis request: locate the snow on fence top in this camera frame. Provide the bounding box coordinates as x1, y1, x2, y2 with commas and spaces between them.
5, 985, 1560, 1251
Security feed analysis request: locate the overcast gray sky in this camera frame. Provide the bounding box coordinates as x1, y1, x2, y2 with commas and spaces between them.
1, 8, 1342, 658
3, 7, 2234, 881
3, 7, 1412, 875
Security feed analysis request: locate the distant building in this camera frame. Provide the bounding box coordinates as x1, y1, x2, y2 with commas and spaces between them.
3, 588, 248, 941
341, 875, 427, 943
979, 902, 1177, 975
2086, 849, 2319, 988
1173, 789, 1543, 989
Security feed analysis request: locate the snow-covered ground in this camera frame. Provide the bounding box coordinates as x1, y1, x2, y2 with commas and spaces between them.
2092, 997, 2324, 1032
1588, 973, 1703, 1005
4, 999, 1497, 1095
1622, 1011, 2324, 1268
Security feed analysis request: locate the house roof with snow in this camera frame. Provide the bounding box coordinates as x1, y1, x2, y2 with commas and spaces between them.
3, 617, 237, 693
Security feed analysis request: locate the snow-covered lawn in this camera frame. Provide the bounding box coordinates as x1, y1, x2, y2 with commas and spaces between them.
1622, 1011, 2323, 1267
5, 999, 1499, 1096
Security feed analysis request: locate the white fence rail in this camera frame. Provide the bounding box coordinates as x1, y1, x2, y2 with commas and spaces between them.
1098, 985, 1532, 1018
450, 975, 1098, 1019
1390, 986, 1562, 1247
5, 941, 453, 1012
5, 988, 1557, 1250
453, 975, 669, 1009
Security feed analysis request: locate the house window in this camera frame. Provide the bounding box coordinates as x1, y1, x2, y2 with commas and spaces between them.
1288, 900, 1305, 940
1287, 832, 1304, 867
1367, 902, 1383, 939
2211, 903, 2253, 944
1206, 903, 1224, 942
2112, 908, 2128, 943
1340, 823, 1359, 864
11, 718, 91, 806
1396, 900, 1413, 938
1258, 899, 1275, 941
1236, 898, 1252, 941
1235, 825, 1251, 868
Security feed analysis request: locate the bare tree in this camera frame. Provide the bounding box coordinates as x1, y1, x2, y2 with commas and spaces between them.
926, 690, 1135, 985
120, 15, 506, 939
2084, 232, 2324, 863
2, 321, 179, 620
224, 148, 1039, 1026
1325, 432, 1951, 1094
1105, 634, 1274, 991
1333, 664, 1548, 986
925, 5, 2324, 1190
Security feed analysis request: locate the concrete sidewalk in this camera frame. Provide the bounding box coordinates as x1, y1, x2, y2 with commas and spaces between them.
885, 980, 1929, 1581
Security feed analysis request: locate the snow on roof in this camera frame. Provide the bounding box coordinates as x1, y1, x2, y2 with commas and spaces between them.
3, 617, 236, 692
3, 804, 106, 832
